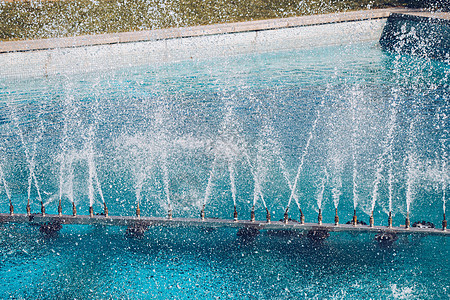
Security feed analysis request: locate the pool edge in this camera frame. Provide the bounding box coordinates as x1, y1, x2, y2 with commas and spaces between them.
0, 8, 421, 54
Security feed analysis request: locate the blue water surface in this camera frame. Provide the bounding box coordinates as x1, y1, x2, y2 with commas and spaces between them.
0, 40, 449, 298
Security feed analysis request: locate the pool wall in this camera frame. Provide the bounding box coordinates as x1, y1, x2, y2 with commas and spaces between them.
1, 8, 448, 79
0, 9, 408, 79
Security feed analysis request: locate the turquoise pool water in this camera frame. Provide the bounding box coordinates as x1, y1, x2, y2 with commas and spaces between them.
0, 40, 449, 298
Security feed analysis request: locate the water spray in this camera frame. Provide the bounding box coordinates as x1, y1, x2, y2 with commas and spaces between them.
266, 207, 271, 223
334, 208, 339, 226
89, 206, 94, 217
250, 205, 255, 222
72, 202, 77, 216
203, 157, 216, 221
162, 151, 172, 220
26, 199, 31, 216
0, 166, 13, 215
233, 205, 238, 222
352, 209, 357, 226
41, 201, 45, 216
405, 211, 410, 229
58, 199, 62, 216
369, 211, 374, 227
388, 211, 393, 228
318, 208, 322, 225
286, 96, 323, 213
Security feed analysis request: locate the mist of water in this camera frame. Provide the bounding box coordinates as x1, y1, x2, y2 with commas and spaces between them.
203, 156, 217, 208
287, 96, 325, 209
371, 105, 397, 213
316, 167, 328, 210
228, 159, 237, 207
0, 164, 11, 202
87, 127, 104, 207
161, 150, 172, 211
350, 89, 360, 210
244, 150, 267, 209
405, 117, 418, 213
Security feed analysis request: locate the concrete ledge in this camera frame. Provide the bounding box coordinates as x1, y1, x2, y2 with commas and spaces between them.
0, 8, 416, 53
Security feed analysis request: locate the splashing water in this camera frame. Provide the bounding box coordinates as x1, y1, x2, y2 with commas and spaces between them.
228, 159, 237, 207
405, 117, 418, 213
87, 127, 104, 207
21, 128, 43, 205
371, 105, 397, 213
331, 175, 342, 209
350, 88, 360, 210
387, 102, 397, 213
287, 96, 325, 209
0, 164, 11, 202
58, 152, 76, 205
442, 157, 447, 214
203, 156, 217, 208
279, 156, 301, 211
161, 150, 172, 211
316, 167, 328, 210
244, 150, 267, 209
135, 169, 146, 206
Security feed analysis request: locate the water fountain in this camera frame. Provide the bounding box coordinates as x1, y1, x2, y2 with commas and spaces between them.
0, 6, 449, 299
0, 10, 448, 245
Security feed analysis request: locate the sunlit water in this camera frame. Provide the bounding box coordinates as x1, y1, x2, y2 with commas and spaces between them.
0, 41, 449, 298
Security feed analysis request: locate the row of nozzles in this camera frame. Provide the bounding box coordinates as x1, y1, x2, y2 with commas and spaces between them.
199, 204, 448, 231
7, 199, 109, 218
6, 198, 447, 231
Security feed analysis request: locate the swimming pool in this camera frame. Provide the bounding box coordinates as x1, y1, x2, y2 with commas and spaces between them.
0, 18, 449, 298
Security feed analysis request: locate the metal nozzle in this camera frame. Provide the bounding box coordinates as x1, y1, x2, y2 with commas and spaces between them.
334, 208, 339, 226
136, 202, 141, 218
89, 206, 94, 217
266, 207, 271, 224
283, 207, 289, 224
369, 211, 374, 228
250, 206, 255, 222
405, 211, 410, 229
318, 208, 322, 225
200, 205, 205, 221
103, 202, 109, 217
58, 199, 62, 216
72, 202, 77, 217
233, 205, 238, 222
352, 209, 357, 226
9, 200, 14, 216
443, 213, 447, 231
388, 211, 393, 228
299, 208, 305, 225
26, 199, 31, 216
168, 209, 172, 220
41, 201, 46, 216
